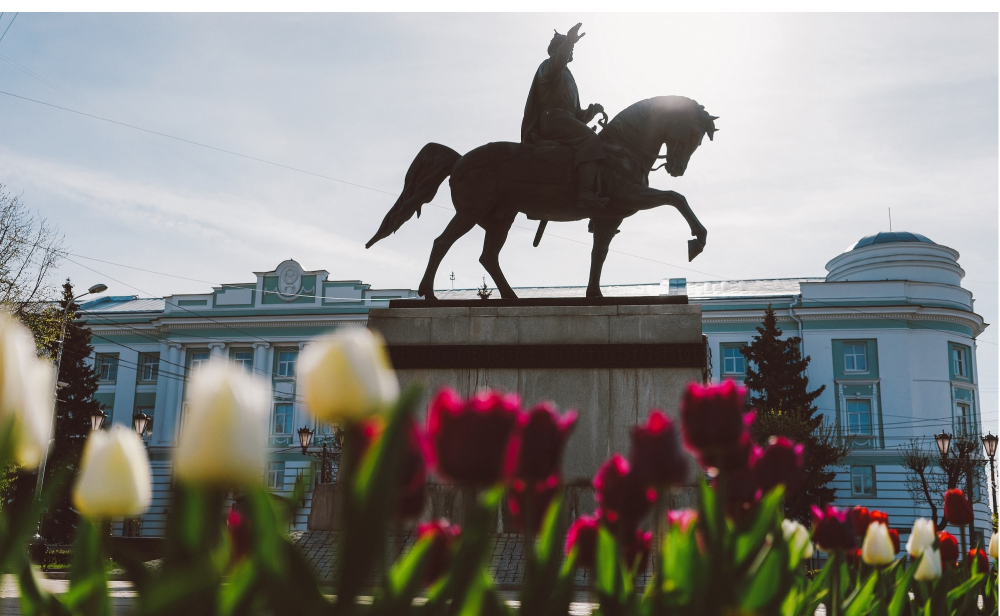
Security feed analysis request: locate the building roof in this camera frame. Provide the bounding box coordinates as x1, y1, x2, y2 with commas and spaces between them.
434, 278, 823, 301
78, 296, 166, 313
848, 231, 935, 252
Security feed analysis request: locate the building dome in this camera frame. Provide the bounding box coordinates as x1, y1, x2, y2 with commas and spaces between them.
826, 231, 964, 286
847, 231, 936, 252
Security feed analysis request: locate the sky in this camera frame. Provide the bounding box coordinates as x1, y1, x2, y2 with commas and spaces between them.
0, 12, 996, 425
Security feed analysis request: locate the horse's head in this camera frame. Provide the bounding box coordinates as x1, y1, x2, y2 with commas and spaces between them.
661, 98, 718, 177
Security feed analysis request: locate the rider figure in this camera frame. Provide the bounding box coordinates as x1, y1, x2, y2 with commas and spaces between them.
521, 23, 609, 210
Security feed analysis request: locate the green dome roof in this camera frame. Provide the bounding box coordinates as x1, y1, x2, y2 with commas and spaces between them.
849, 232, 935, 251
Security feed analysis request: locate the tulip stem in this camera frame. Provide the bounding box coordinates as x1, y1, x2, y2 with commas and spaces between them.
829, 551, 841, 616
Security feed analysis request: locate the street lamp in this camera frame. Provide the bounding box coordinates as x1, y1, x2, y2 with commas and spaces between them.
982, 432, 999, 530
90, 408, 108, 431
935, 431, 953, 458
298, 426, 314, 455
132, 412, 151, 437
32, 282, 108, 541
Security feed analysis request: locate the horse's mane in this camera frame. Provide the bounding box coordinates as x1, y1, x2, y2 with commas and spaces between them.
600, 95, 708, 149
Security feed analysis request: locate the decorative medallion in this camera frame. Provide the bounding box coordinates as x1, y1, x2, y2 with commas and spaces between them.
274, 260, 304, 302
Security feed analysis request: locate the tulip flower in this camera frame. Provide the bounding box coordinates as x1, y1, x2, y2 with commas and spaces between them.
888, 528, 900, 555
848, 507, 870, 538
594, 455, 655, 533
507, 476, 559, 534
299, 328, 399, 422
629, 410, 687, 487
227, 510, 251, 562
679, 380, 754, 471
782, 519, 814, 560
869, 510, 888, 526
907, 519, 936, 558
73, 426, 151, 518
938, 531, 959, 564
0, 313, 55, 469
622, 529, 653, 572
989, 532, 998, 559
811, 505, 856, 552
943, 489, 974, 526
966, 548, 989, 574
425, 389, 521, 486
416, 520, 460, 585
914, 547, 942, 582
174, 361, 269, 486
749, 436, 805, 496
861, 522, 895, 566
565, 515, 599, 569
513, 403, 576, 482
667, 509, 698, 533
397, 418, 428, 519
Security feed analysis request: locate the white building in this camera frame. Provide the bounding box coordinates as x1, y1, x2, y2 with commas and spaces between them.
80, 233, 992, 549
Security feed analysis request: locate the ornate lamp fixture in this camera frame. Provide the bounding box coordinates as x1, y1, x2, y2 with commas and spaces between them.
90, 408, 108, 431
935, 431, 952, 458
298, 426, 314, 455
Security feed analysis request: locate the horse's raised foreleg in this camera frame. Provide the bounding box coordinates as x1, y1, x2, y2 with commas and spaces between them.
479, 213, 518, 299
623, 186, 707, 261
586, 217, 624, 297
418, 212, 477, 299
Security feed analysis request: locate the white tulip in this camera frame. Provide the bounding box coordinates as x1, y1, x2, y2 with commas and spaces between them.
914, 547, 942, 582
782, 519, 814, 560
861, 522, 896, 566
907, 518, 936, 559
73, 426, 151, 518
299, 328, 398, 423
0, 312, 55, 468
174, 360, 269, 486
989, 532, 998, 559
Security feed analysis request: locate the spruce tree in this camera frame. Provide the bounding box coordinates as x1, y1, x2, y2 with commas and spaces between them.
741, 304, 846, 520
2, 281, 99, 542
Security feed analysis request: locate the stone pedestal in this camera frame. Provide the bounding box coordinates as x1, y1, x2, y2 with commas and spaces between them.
367, 298, 705, 483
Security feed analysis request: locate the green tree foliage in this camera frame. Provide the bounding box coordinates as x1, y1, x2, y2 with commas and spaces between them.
741, 304, 849, 520
2, 280, 99, 542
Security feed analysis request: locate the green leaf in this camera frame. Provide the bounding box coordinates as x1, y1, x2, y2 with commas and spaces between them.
738, 542, 782, 611
595, 524, 620, 600
735, 485, 784, 566
387, 534, 433, 598
218, 559, 258, 616
842, 571, 878, 616
887, 561, 917, 616
946, 572, 984, 607
67, 518, 110, 616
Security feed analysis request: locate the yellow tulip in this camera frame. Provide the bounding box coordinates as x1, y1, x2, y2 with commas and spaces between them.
299, 328, 398, 423
0, 312, 54, 468
989, 532, 997, 559
73, 427, 151, 518
861, 522, 895, 566
174, 361, 269, 486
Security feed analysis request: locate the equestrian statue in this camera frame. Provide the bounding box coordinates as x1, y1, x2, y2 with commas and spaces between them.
366, 23, 718, 300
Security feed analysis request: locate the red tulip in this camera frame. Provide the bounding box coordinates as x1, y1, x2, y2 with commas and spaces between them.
869, 510, 888, 527
966, 548, 989, 574
943, 489, 974, 526
226, 509, 251, 562
416, 520, 460, 584
812, 505, 856, 552
565, 515, 599, 568
938, 531, 959, 564
849, 507, 871, 538
622, 529, 653, 572
513, 404, 576, 482
667, 508, 698, 533
629, 410, 687, 487
679, 380, 755, 471
426, 388, 522, 486
594, 455, 656, 534
506, 476, 559, 535
749, 436, 805, 496
888, 528, 900, 555
397, 418, 428, 519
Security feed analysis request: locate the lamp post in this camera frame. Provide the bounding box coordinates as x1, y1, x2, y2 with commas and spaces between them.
935, 431, 952, 458
132, 412, 151, 438
297, 426, 333, 485
33, 284, 108, 522
90, 408, 108, 431
982, 432, 998, 530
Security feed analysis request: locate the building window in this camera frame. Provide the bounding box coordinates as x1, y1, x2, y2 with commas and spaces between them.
95, 353, 119, 383
290, 467, 310, 488
272, 403, 294, 435
851, 466, 876, 496
843, 343, 868, 372
846, 399, 873, 435
266, 462, 285, 489
136, 406, 154, 437
189, 350, 210, 373
277, 350, 298, 377
951, 346, 968, 378
138, 353, 159, 383
721, 344, 746, 376
232, 350, 254, 373
956, 402, 972, 436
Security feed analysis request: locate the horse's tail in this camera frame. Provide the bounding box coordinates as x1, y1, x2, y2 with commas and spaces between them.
366, 143, 461, 249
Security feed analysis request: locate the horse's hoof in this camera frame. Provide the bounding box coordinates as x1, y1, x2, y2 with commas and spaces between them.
586, 288, 603, 298
418, 286, 436, 300
499, 291, 519, 300
688, 238, 706, 262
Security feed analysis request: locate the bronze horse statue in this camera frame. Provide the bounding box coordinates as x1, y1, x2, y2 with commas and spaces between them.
366, 95, 718, 299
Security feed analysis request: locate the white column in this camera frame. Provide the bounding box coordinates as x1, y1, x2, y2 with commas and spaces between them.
208, 342, 227, 360
111, 349, 139, 428
159, 344, 183, 445
252, 342, 271, 380
152, 342, 171, 444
